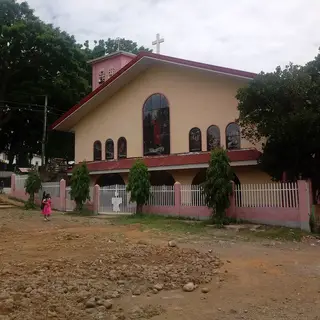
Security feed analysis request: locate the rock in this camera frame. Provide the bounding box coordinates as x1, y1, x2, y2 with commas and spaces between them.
85, 297, 96, 308
201, 287, 210, 293
137, 239, 148, 245
183, 282, 195, 292
25, 287, 32, 293
168, 240, 177, 247
104, 300, 113, 309
152, 289, 159, 294
132, 288, 141, 296
154, 283, 164, 291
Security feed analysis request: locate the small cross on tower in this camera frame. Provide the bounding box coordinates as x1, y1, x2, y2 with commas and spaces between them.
152, 33, 164, 54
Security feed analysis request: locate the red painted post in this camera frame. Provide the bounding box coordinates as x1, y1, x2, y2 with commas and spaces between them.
59, 179, 66, 212
93, 184, 100, 214
297, 180, 311, 232
174, 182, 181, 216
11, 174, 16, 196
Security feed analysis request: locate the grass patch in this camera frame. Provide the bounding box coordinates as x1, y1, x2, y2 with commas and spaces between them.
244, 226, 309, 242
113, 213, 210, 234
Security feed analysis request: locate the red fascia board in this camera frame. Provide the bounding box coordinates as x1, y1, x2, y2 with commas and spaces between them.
78, 149, 261, 173
50, 52, 257, 130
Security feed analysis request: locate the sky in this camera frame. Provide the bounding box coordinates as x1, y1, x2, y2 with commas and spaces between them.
22, 0, 320, 73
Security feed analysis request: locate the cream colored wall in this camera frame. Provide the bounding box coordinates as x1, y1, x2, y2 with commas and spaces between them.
74, 65, 259, 163
234, 166, 272, 184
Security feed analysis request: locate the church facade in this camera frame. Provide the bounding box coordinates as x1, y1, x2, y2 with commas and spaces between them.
51, 51, 271, 187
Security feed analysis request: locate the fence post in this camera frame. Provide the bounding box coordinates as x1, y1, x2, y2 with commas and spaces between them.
297, 180, 311, 232
227, 181, 236, 218
59, 179, 66, 212
11, 174, 16, 196
174, 182, 181, 216
93, 184, 100, 214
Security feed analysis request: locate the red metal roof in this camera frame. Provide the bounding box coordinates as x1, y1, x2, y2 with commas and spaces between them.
81, 149, 261, 173
51, 52, 257, 130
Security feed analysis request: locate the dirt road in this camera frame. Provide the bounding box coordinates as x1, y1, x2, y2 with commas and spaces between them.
0, 208, 319, 319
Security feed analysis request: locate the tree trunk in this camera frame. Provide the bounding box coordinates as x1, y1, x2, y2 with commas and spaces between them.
29, 192, 34, 204
136, 203, 143, 214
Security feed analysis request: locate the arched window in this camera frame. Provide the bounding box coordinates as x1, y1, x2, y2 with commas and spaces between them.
143, 93, 170, 156
105, 139, 114, 160
93, 141, 102, 161
117, 137, 127, 159
207, 125, 221, 150
189, 127, 202, 152
226, 123, 241, 150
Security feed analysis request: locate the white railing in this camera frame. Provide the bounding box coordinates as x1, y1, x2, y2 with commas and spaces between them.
99, 184, 135, 214
15, 175, 27, 190
235, 183, 299, 208
65, 186, 94, 212
65, 186, 75, 212
181, 185, 206, 207
42, 182, 60, 198
147, 186, 175, 206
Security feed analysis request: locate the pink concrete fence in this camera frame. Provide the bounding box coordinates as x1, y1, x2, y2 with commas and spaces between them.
10, 174, 311, 231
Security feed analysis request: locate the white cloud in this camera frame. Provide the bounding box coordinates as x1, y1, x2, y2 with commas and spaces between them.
22, 0, 320, 73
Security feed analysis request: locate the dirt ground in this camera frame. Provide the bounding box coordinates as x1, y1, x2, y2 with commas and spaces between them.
0, 208, 319, 320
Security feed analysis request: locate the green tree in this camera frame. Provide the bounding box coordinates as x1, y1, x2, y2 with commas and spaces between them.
127, 160, 151, 214
202, 148, 233, 225
84, 38, 152, 61
0, 0, 89, 163
70, 162, 90, 212
237, 55, 320, 200
24, 169, 42, 209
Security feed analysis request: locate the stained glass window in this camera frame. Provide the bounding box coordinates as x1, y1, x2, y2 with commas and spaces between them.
189, 127, 202, 152
207, 125, 221, 150
105, 139, 114, 160
226, 123, 241, 150
117, 137, 127, 159
143, 93, 170, 156
93, 141, 102, 161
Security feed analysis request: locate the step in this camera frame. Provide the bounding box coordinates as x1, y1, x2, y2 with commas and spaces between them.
0, 204, 15, 209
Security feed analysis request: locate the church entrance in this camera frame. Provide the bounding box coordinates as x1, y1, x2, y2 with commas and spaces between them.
97, 174, 135, 215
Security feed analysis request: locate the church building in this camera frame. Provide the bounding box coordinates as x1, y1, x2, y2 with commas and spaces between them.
51, 41, 271, 187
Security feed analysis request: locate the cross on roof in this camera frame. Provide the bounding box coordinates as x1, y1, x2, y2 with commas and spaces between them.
152, 33, 164, 54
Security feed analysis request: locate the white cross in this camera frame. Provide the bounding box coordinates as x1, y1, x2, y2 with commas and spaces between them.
111, 190, 122, 212
152, 33, 164, 54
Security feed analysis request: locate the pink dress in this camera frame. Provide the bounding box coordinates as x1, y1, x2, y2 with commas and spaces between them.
43, 199, 52, 215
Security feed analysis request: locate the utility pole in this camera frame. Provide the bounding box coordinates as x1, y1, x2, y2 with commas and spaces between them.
41, 95, 48, 167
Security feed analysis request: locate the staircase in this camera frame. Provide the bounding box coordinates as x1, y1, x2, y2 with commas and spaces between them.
0, 195, 16, 209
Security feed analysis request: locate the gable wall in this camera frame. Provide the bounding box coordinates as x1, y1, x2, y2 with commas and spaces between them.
74, 65, 259, 163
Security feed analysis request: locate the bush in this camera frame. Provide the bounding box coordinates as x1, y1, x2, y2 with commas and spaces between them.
24, 169, 42, 210
70, 162, 91, 212
202, 148, 233, 226
127, 160, 151, 214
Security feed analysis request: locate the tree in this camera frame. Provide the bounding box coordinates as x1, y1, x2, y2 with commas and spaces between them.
127, 160, 151, 214
202, 148, 233, 224
0, 0, 89, 163
237, 55, 320, 200
24, 169, 42, 209
70, 162, 90, 212
84, 38, 152, 61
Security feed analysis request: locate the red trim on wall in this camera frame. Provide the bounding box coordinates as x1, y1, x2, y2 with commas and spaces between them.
79, 149, 261, 173
51, 52, 257, 130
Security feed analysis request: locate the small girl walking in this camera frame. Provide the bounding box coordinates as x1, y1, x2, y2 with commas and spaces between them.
41, 193, 52, 221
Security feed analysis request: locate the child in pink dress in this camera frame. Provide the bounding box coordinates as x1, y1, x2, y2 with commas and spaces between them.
42, 193, 52, 221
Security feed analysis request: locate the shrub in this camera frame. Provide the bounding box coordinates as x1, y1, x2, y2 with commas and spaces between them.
24, 169, 42, 210
70, 162, 91, 212
127, 160, 151, 214
202, 148, 233, 226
